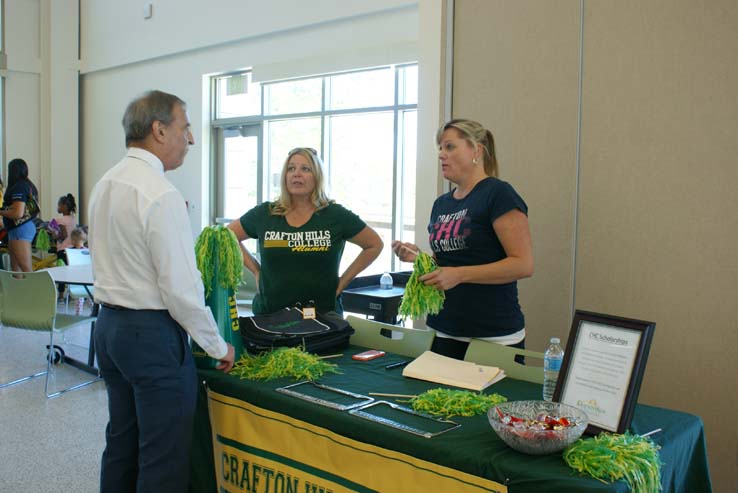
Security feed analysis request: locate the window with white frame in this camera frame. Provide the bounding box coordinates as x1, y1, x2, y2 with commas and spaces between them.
211, 65, 418, 276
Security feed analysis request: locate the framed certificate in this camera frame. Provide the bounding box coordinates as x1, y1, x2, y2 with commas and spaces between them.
553, 310, 655, 435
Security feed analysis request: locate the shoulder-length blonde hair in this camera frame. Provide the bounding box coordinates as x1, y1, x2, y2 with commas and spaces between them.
270, 147, 333, 216
436, 119, 499, 178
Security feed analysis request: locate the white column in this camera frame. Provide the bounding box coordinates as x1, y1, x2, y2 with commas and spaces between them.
416, 0, 452, 252
41, 0, 79, 219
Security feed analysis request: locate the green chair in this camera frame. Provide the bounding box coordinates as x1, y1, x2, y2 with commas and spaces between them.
346, 315, 435, 358
463, 339, 545, 384
236, 268, 258, 309
0, 269, 101, 398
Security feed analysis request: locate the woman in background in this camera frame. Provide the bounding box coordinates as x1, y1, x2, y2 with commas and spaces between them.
227, 147, 383, 315
0, 176, 5, 244
0, 159, 40, 272
392, 119, 533, 360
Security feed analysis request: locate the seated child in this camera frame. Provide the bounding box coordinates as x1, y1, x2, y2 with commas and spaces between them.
67, 227, 90, 312
70, 227, 87, 249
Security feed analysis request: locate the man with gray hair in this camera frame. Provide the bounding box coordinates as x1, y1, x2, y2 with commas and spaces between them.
89, 90, 234, 492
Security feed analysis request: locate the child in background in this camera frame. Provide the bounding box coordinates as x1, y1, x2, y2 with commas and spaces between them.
69, 227, 89, 314
54, 194, 78, 259
70, 227, 87, 249
53, 194, 78, 300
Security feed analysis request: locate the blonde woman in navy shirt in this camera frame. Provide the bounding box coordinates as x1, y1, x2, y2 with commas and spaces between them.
392, 119, 534, 360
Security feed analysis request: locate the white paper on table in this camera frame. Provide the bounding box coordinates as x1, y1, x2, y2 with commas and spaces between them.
402, 351, 505, 391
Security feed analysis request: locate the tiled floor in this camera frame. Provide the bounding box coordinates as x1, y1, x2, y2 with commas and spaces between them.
0, 300, 254, 492
0, 308, 107, 493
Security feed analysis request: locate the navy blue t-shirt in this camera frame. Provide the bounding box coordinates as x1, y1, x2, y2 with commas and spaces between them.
426, 177, 528, 337
2, 180, 38, 231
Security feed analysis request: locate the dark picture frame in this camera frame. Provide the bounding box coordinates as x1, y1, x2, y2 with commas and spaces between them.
553, 310, 655, 435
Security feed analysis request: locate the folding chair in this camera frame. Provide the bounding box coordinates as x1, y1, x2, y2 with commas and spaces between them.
464, 339, 545, 384
0, 269, 101, 397
346, 315, 435, 358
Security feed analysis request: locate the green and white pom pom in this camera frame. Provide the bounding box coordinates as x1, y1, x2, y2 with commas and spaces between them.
408, 388, 507, 418
563, 432, 662, 493
230, 347, 340, 381
195, 225, 243, 298
398, 252, 445, 320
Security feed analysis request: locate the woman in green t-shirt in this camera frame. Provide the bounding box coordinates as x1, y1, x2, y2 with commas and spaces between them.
227, 147, 383, 315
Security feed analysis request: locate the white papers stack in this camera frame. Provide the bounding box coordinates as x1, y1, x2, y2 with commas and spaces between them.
402, 351, 506, 391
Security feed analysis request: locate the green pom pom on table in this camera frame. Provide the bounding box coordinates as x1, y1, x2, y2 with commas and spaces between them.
230, 347, 341, 381
409, 388, 507, 418
563, 432, 662, 493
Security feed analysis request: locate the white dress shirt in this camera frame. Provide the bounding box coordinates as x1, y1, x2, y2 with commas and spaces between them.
88, 147, 228, 359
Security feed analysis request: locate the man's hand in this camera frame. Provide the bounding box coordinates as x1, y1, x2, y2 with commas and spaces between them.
215, 343, 236, 373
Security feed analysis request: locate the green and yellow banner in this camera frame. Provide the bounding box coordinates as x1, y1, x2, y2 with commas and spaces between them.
207, 390, 507, 493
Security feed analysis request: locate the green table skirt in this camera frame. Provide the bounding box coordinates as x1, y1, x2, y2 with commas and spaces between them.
190, 347, 711, 493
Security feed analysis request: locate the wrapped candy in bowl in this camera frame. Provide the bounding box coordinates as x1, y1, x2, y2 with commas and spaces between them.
487, 400, 588, 455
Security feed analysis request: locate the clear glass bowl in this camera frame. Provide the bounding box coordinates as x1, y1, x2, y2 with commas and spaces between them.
487, 400, 588, 455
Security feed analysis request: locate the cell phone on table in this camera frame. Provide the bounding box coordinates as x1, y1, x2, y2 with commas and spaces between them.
352, 349, 386, 361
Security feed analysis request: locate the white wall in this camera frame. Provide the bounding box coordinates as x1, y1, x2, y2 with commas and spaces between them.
4, 0, 41, 190
80, 1, 419, 235
4, 0, 79, 220
81, 0, 416, 74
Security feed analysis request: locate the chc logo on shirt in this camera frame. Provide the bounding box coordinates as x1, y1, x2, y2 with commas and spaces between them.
263, 230, 332, 252
429, 209, 470, 252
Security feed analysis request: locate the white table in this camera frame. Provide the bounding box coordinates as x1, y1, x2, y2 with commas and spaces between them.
42, 264, 97, 374
44, 264, 94, 295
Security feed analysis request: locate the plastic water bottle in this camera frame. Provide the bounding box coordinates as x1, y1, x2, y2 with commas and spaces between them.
543, 337, 564, 401
379, 272, 393, 290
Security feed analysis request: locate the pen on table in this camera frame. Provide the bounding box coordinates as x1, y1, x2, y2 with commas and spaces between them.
369, 392, 417, 398
385, 360, 410, 370
641, 428, 662, 438
318, 353, 343, 360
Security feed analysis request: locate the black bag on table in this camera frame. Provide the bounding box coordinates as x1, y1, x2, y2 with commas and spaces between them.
239, 307, 354, 355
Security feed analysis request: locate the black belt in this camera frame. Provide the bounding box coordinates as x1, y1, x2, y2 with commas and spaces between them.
100, 302, 130, 311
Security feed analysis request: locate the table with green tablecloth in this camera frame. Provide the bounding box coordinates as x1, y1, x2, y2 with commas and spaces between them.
189, 347, 711, 493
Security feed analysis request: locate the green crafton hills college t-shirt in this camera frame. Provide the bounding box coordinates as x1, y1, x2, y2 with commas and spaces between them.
240, 202, 366, 315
